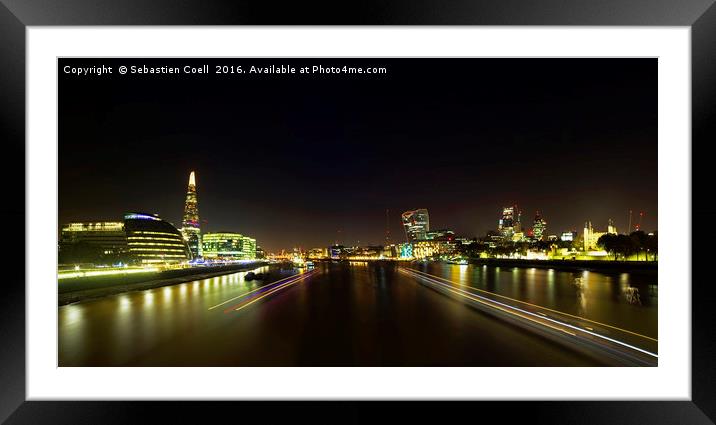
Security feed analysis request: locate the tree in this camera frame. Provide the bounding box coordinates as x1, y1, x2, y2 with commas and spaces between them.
597, 233, 620, 261
617, 234, 637, 260
630, 231, 648, 261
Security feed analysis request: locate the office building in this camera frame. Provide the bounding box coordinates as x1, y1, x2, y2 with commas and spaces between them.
560, 231, 577, 242
59, 221, 129, 265
498, 205, 520, 240
533, 211, 547, 241
242, 236, 257, 259
202, 232, 257, 260
401, 209, 430, 242
425, 229, 455, 241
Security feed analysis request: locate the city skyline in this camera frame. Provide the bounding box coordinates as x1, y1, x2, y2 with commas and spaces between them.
59, 58, 657, 251
58, 169, 655, 253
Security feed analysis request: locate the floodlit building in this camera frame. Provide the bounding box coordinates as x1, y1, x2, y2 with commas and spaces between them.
202, 232, 257, 260
242, 236, 257, 259
382, 244, 398, 258
398, 243, 413, 259
59, 221, 129, 265
124, 212, 192, 264
329, 245, 346, 259
307, 248, 328, 259
180, 171, 202, 259
425, 229, 455, 241
607, 219, 618, 235
533, 211, 547, 241
401, 209, 430, 242
59, 214, 191, 265
412, 240, 457, 259
560, 231, 577, 242
583, 220, 619, 251
498, 205, 520, 241
202, 232, 243, 259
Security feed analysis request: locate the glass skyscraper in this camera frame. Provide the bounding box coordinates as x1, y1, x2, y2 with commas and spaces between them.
498, 205, 520, 240
401, 209, 430, 242
180, 171, 202, 259
533, 211, 547, 241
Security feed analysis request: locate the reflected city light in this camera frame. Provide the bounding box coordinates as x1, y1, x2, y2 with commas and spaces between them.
119, 295, 131, 312
65, 305, 82, 324
163, 286, 172, 302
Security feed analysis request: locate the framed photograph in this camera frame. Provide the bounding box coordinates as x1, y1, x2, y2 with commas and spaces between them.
2, 0, 713, 423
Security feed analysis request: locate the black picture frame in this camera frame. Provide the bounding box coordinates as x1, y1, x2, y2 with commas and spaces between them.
1, 1, 713, 423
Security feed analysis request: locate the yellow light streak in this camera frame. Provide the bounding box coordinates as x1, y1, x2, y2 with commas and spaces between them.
233, 273, 315, 312
207, 272, 303, 310
58, 267, 159, 279
406, 268, 658, 342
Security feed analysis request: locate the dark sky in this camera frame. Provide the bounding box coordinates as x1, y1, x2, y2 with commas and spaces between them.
59, 58, 657, 252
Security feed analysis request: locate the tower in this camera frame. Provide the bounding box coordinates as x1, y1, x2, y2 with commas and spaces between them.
583, 221, 592, 252
401, 209, 430, 242
385, 208, 391, 245
498, 205, 518, 240
181, 171, 202, 259
607, 219, 617, 234
533, 211, 547, 241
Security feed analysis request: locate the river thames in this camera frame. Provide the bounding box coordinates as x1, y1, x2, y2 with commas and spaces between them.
58, 262, 657, 366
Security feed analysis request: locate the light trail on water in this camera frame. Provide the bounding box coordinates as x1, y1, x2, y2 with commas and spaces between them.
399, 267, 658, 361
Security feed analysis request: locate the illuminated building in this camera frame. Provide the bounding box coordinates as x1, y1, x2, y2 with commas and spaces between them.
533, 211, 547, 241
202, 232, 257, 260
398, 243, 413, 259
412, 240, 457, 259
425, 229, 455, 241
242, 236, 257, 259
401, 209, 430, 242
60, 214, 190, 265
180, 171, 202, 259
330, 245, 346, 259
583, 221, 606, 251
255, 246, 266, 259
607, 219, 618, 235
560, 231, 577, 242
308, 248, 328, 259
202, 232, 243, 259
583, 220, 619, 251
59, 221, 129, 265
124, 212, 191, 264
382, 245, 397, 258
350, 246, 382, 259
498, 205, 520, 240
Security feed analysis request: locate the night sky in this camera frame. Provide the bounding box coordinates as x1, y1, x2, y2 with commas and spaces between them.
59, 58, 657, 252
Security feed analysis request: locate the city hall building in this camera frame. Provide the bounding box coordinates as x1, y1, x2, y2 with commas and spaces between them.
59, 212, 192, 266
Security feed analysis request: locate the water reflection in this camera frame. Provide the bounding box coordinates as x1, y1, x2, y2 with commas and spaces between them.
60, 266, 280, 365
420, 263, 657, 338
